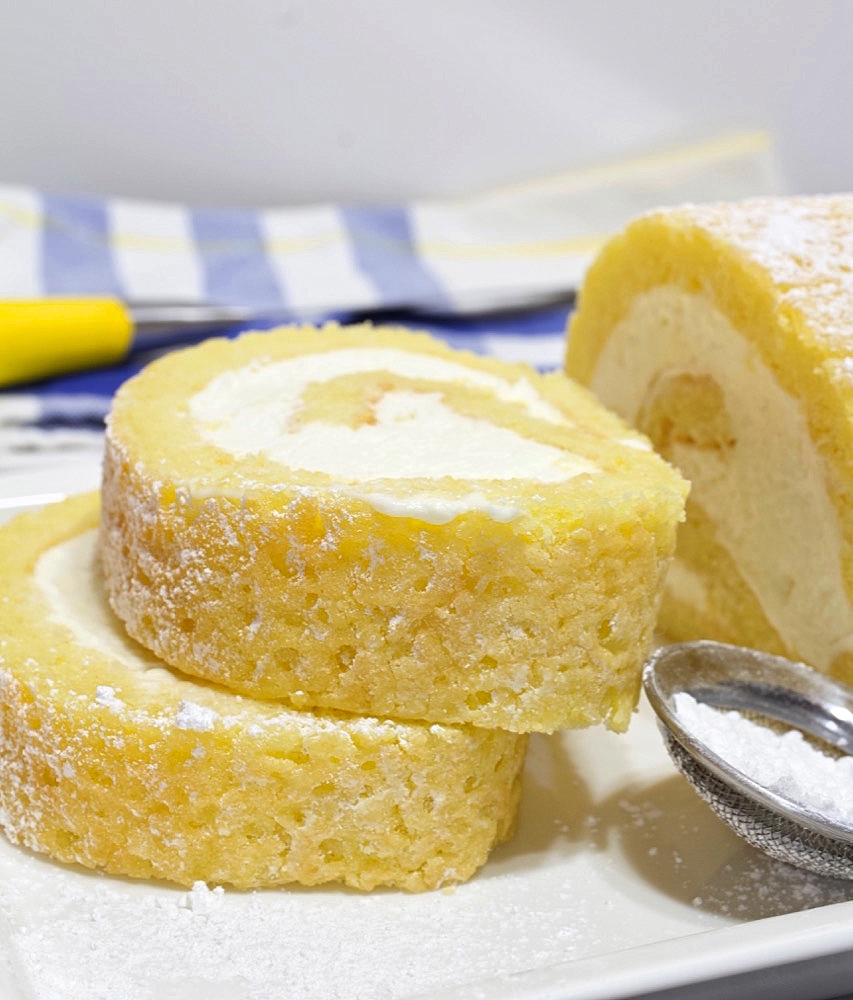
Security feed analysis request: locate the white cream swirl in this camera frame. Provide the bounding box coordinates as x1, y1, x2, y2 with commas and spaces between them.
591, 284, 853, 670
188, 347, 599, 523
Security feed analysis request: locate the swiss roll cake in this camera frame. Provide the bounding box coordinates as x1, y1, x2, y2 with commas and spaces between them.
0, 493, 526, 891
100, 323, 688, 733
566, 195, 853, 684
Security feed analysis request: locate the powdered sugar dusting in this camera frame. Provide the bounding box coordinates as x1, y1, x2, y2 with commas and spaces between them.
174, 701, 219, 732
3, 759, 850, 1000
94, 685, 123, 711
37, 529, 467, 745
0, 704, 850, 999
674, 692, 853, 824
671, 195, 853, 345
182, 881, 225, 914
5, 874, 590, 1000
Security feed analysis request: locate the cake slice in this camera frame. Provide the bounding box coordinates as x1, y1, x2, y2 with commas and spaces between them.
0, 493, 526, 891
100, 322, 687, 733
566, 195, 853, 684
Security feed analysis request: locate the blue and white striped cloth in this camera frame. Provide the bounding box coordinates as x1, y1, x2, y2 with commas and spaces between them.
0, 132, 781, 479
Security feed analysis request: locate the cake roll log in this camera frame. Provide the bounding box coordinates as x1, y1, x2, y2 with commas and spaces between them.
0, 494, 526, 891
100, 324, 687, 734
566, 195, 853, 684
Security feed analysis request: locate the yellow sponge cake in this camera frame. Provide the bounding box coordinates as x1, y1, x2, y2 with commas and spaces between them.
566, 195, 853, 683
100, 323, 687, 733
0, 493, 526, 891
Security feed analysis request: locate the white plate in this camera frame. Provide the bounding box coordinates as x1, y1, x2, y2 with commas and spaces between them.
0, 461, 852, 1000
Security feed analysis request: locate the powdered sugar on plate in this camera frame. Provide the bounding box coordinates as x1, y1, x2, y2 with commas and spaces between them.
1, 708, 852, 1000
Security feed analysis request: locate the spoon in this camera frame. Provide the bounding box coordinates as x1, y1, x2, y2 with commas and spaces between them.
642, 640, 853, 880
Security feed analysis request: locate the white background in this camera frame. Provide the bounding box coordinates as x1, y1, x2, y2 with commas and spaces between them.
0, 0, 850, 204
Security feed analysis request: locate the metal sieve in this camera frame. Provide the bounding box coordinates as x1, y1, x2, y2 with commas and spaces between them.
643, 640, 853, 880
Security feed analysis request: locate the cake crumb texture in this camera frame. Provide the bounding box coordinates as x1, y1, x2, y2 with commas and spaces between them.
100, 323, 688, 733
0, 494, 526, 891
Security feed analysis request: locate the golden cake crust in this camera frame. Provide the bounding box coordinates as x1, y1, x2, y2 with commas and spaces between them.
0, 493, 526, 891
566, 195, 853, 682
100, 323, 687, 733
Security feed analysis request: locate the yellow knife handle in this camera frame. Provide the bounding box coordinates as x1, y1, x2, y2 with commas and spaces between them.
0, 298, 133, 388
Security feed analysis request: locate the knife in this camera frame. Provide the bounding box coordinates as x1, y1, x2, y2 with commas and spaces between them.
0, 298, 277, 388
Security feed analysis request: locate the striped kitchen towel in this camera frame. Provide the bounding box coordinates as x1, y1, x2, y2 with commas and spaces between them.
1, 132, 778, 315
0, 131, 781, 478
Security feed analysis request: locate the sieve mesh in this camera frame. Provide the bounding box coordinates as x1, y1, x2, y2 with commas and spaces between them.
663, 731, 853, 881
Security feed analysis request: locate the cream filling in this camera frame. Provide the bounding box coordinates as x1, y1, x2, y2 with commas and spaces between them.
591, 284, 853, 671
663, 559, 709, 615
189, 347, 599, 523
36, 531, 189, 697
38, 530, 149, 672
